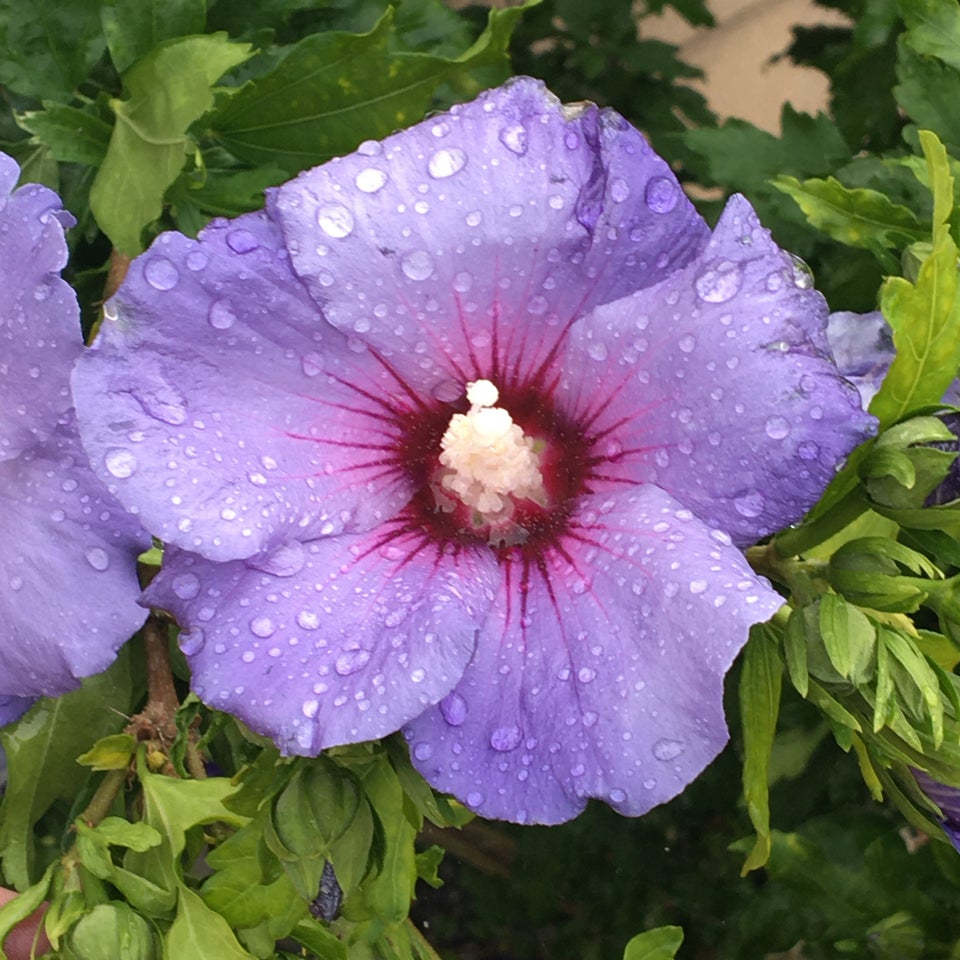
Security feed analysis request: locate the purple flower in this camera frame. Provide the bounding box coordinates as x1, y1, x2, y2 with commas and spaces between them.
73, 79, 873, 823
0, 154, 150, 726
911, 769, 960, 852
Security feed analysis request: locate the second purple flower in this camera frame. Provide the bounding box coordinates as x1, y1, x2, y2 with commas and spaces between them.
73, 79, 873, 823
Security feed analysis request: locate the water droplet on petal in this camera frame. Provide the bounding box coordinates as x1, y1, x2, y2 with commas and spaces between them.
250, 616, 275, 639
428, 147, 466, 178
652, 737, 685, 761
765, 415, 790, 440
317, 202, 354, 238
302, 698, 319, 718
798, 440, 819, 461
144, 257, 179, 291
610, 177, 630, 202
335, 648, 371, 676
297, 610, 320, 630
734, 490, 765, 518
172, 572, 201, 600
186, 250, 208, 271
413, 742, 433, 761
695, 260, 742, 303
490, 725, 522, 752
609, 788, 626, 803
678, 334, 696, 353
226, 228, 259, 254
578, 667, 596, 684
208, 299, 237, 329
466, 790, 484, 808
645, 176, 679, 213
179, 629, 205, 656
440, 692, 467, 726
401, 250, 434, 281
789, 253, 815, 288
84, 546, 110, 571
104, 448, 137, 479
689, 579, 708, 594
355, 167, 388, 193
498, 123, 527, 155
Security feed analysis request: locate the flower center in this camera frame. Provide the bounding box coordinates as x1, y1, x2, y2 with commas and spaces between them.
436, 379, 547, 525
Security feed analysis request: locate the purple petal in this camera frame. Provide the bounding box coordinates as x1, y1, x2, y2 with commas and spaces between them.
912, 769, 960, 852
825, 310, 893, 409
0, 416, 149, 698
0, 159, 81, 461
556, 194, 876, 546
143, 529, 499, 755
267, 76, 710, 393
404, 485, 782, 824
73, 212, 417, 561
0, 696, 33, 727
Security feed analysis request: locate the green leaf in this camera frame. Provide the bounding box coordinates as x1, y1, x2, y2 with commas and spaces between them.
0, 648, 135, 888
122, 767, 247, 914
901, 0, 960, 71
895, 41, 960, 154
818, 594, 877, 683
782, 608, 809, 698
213, 4, 528, 174
76, 733, 137, 771
869, 135, 960, 427
290, 917, 348, 960
0, 865, 55, 954
17, 103, 113, 166
166, 886, 257, 960
202, 809, 305, 937
102, 0, 207, 74
881, 627, 946, 747
0, 0, 105, 100
738, 625, 782, 874
62, 901, 157, 960
773, 175, 925, 252
90, 34, 253, 253
622, 926, 684, 960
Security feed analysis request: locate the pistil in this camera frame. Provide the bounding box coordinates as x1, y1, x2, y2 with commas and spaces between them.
437, 379, 546, 522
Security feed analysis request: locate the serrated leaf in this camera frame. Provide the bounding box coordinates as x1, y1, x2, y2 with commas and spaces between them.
0, 0, 105, 100
895, 41, 960, 154
90, 34, 253, 253
623, 926, 684, 960
166, 886, 257, 960
738, 625, 782, 875
870, 135, 960, 427
102, 0, 207, 75
213, 4, 528, 173
774, 175, 925, 251
901, 0, 960, 71
17, 103, 112, 166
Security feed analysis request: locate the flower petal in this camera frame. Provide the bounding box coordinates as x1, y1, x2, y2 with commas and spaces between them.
405, 485, 782, 824
0, 417, 149, 698
0, 696, 33, 727
73, 212, 417, 561
0, 158, 80, 461
558, 194, 876, 545
267, 76, 709, 392
143, 529, 499, 754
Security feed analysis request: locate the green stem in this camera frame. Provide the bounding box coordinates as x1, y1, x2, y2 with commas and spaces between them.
78, 769, 126, 828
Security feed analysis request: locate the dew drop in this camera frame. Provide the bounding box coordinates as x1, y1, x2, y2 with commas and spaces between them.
250, 616, 276, 639
490, 725, 522, 752
317, 202, 354, 238
733, 490, 765, 518
179, 629, 205, 656
428, 147, 466, 178
797, 440, 819, 461
172, 572, 201, 600
335, 649, 371, 676
104, 448, 137, 479
498, 122, 527, 155
185, 250, 208, 271
302, 698, 319, 718
765, 415, 790, 440
297, 610, 320, 630
144, 257, 179, 291
413, 742, 433, 761
226, 228, 259, 254
355, 167, 388, 193
644, 176, 679, 213
401, 250, 434, 281
695, 261, 742, 303
678, 333, 696, 354
587, 341, 608, 362
609, 788, 626, 803
466, 790, 484, 808
610, 177, 630, 202
789, 253, 815, 288
440, 692, 467, 726
689, 579, 708, 594
578, 666, 596, 684
652, 737, 685, 761
206, 299, 237, 330
84, 546, 110, 571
